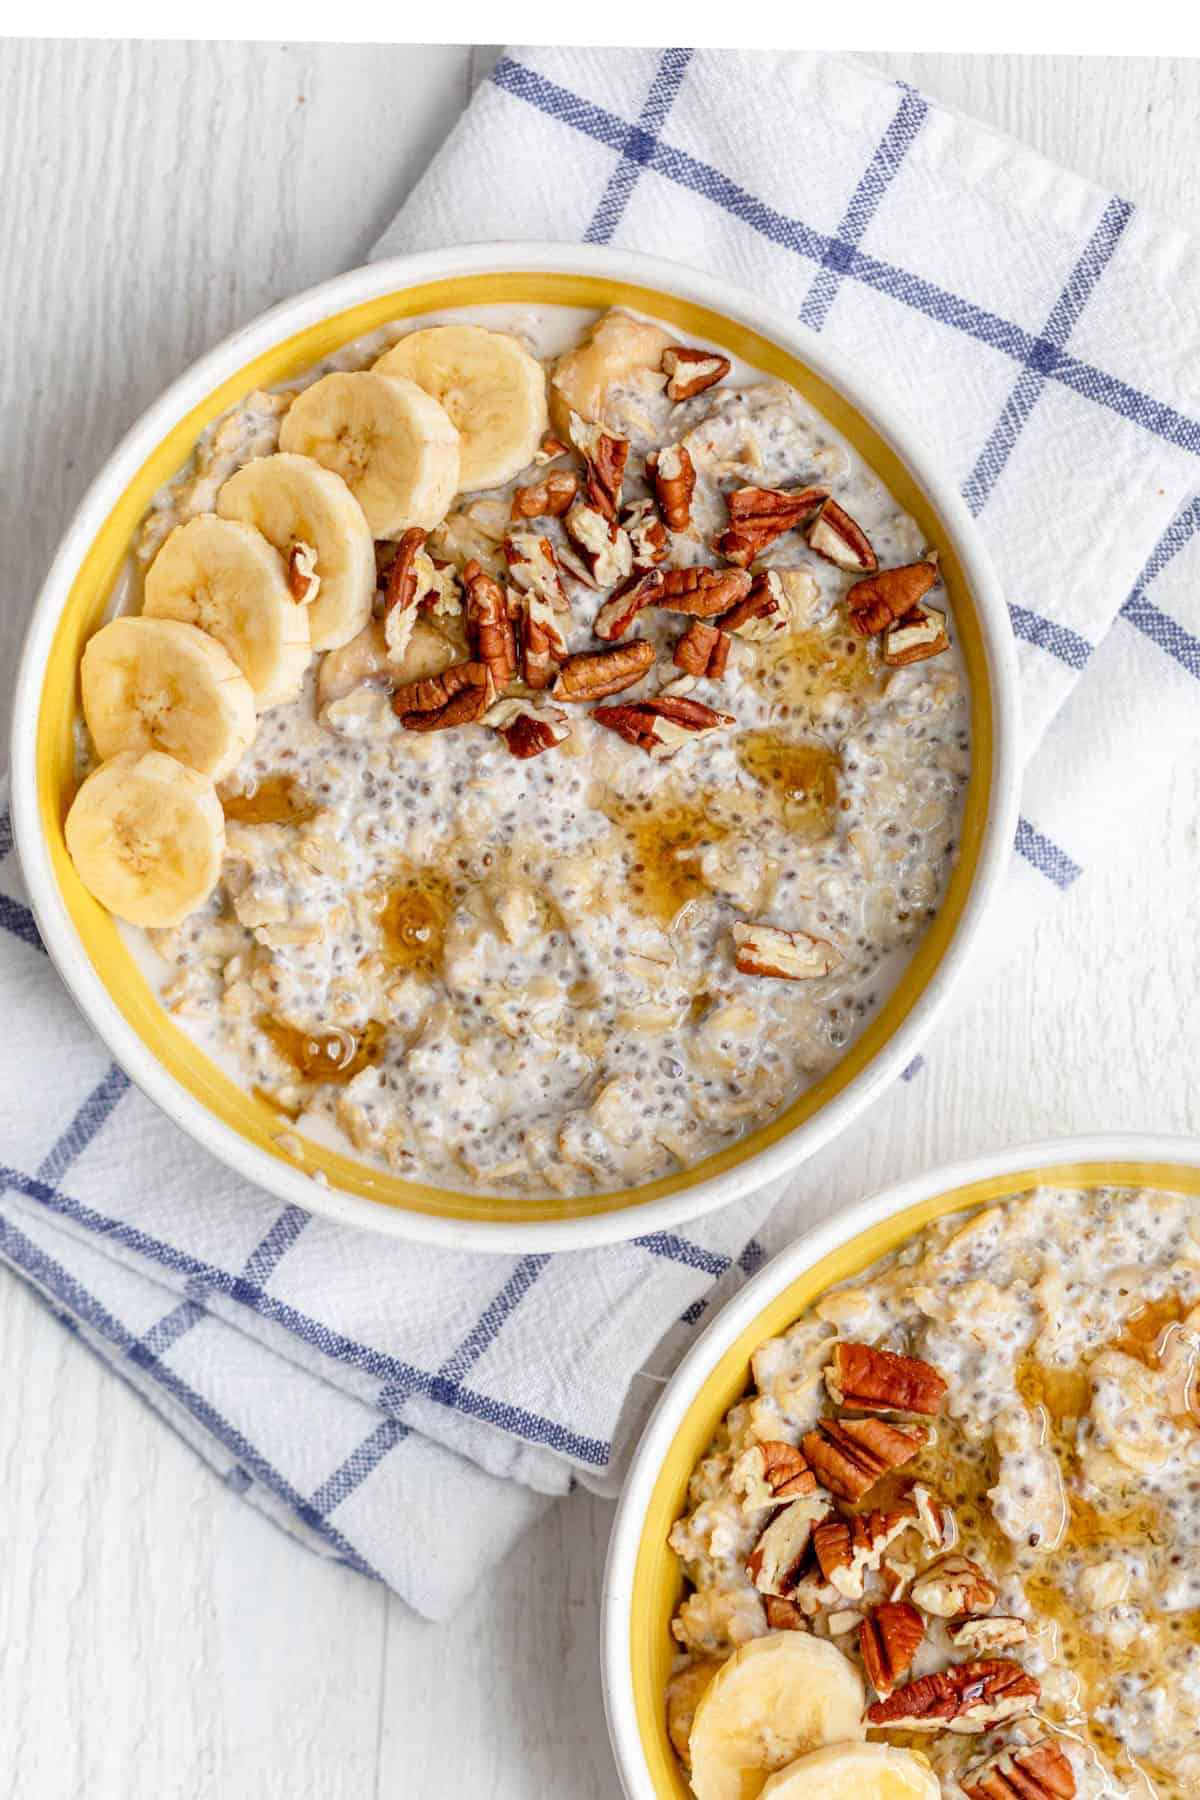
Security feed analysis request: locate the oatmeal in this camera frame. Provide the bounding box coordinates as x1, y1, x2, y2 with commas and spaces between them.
665, 1185, 1200, 1797
64, 302, 969, 1198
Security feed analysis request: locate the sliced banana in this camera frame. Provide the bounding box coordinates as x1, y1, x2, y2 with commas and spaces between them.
374, 325, 548, 492
65, 749, 224, 929
688, 1635, 865, 1800
216, 452, 375, 652
277, 370, 459, 537
80, 616, 256, 783
760, 1743, 941, 1800
548, 307, 673, 438
143, 514, 311, 710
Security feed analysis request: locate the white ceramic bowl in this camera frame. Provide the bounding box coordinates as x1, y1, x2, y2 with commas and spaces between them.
11, 242, 1020, 1251
601, 1132, 1200, 1798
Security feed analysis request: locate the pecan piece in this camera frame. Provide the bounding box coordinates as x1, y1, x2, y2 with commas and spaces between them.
715, 485, 828, 567
813, 1509, 913, 1600
661, 344, 732, 402
287, 540, 320, 605
593, 568, 665, 640
646, 443, 696, 532
534, 434, 571, 465
806, 498, 878, 573
673, 619, 730, 679
553, 639, 655, 703
827, 1341, 948, 1417
518, 588, 569, 690
763, 1597, 806, 1631
747, 1496, 831, 1598
381, 526, 428, 661
859, 1601, 924, 1699
392, 661, 493, 731
659, 565, 752, 617
621, 495, 668, 569
884, 602, 950, 666
717, 569, 789, 640
481, 697, 571, 759
910, 1553, 998, 1619
504, 530, 569, 613
950, 1615, 1029, 1653
962, 1740, 1076, 1800
732, 922, 839, 981
866, 1660, 1040, 1734
802, 1417, 927, 1503
563, 499, 633, 590
592, 694, 734, 757
510, 470, 579, 520
463, 560, 517, 690
569, 411, 629, 522
731, 1440, 816, 1512
847, 559, 938, 637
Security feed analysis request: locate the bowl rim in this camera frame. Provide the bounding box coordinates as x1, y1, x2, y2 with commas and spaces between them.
10, 239, 1021, 1252
601, 1131, 1200, 1798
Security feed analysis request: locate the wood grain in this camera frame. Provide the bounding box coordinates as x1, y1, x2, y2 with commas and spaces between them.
1, 43, 1198, 1799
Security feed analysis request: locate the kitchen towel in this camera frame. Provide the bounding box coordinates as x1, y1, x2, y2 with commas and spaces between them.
4, 47, 1200, 1620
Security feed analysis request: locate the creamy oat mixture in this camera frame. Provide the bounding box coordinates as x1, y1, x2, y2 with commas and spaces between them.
667, 1185, 1200, 1797
93, 303, 968, 1198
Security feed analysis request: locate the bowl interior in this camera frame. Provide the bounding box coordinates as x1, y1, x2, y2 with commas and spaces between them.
34, 268, 995, 1228
623, 1153, 1200, 1797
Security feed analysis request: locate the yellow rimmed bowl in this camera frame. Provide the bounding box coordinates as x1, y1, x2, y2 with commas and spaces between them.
602, 1133, 1200, 1797
11, 242, 1020, 1250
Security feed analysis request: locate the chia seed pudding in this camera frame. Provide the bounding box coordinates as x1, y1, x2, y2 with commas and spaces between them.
77, 302, 970, 1198
665, 1184, 1200, 1798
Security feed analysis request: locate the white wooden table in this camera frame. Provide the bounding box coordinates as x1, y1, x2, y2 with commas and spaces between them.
2, 44, 1199, 1798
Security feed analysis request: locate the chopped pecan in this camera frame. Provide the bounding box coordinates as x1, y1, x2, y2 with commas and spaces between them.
518, 588, 569, 690
534, 434, 571, 465
659, 565, 753, 617
806, 498, 878, 573
287, 540, 320, 604
592, 694, 734, 757
716, 569, 789, 639
480, 697, 571, 759
950, 1615, 1029, 1654
747, 1496, 831, 1598
763, 1597, 806, 1631
884, 602, 950, 666
911, 1554, 998, 1619
827, 1341, 948, 1417
962, 1740, 1076, 1800
569, 411, 629, 522
463, 560, 518, 690
731, 1440, 817, 1512
510, 470, 580, 520
417, 556, 462, 619
859, 1601, 924, 1698
593, 568, 666, 641
504, 530, 569, 613
866, 1660, 1040, 1734
382, 527, 428, 661
813, 1509, 913, 1599
732, 921, 840, 981
847, 559, 938, 637
564, 499, 633, 590
392, 661, 493, 731
553, 639, 655, 703
674, 619, 730, 678
910, 1483, 954, 1551
715, 485, 828, 567
661, 344, 732, 402
802, 1417, 927, 1503
621, 496, 668, 569
881, 1557, 918, 1600
646, 443, 696, 532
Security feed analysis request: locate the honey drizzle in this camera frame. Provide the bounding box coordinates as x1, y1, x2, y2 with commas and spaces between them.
221, 774, 319, 825
735, 731, 840, 836
258, 1015, 386, 1085
604, 797, 727, 928
376, 870, 454, 971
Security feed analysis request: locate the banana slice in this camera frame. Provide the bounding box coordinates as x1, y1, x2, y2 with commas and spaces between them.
143, 514, 311, 710
65, 749, 224, 929
277, 370, 459, 538
548, 307, 673, 438
374, 325, 548, 492
216, 452, 375, 652
760, 1743, 941, 1800
81, 616, 256, 783
688, 1635, 865, 1800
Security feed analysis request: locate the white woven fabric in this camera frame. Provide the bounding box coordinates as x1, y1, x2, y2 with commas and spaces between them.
4, 48, 1199, 1620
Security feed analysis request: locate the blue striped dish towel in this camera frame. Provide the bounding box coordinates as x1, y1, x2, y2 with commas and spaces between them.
4, 47, 1200, 1620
